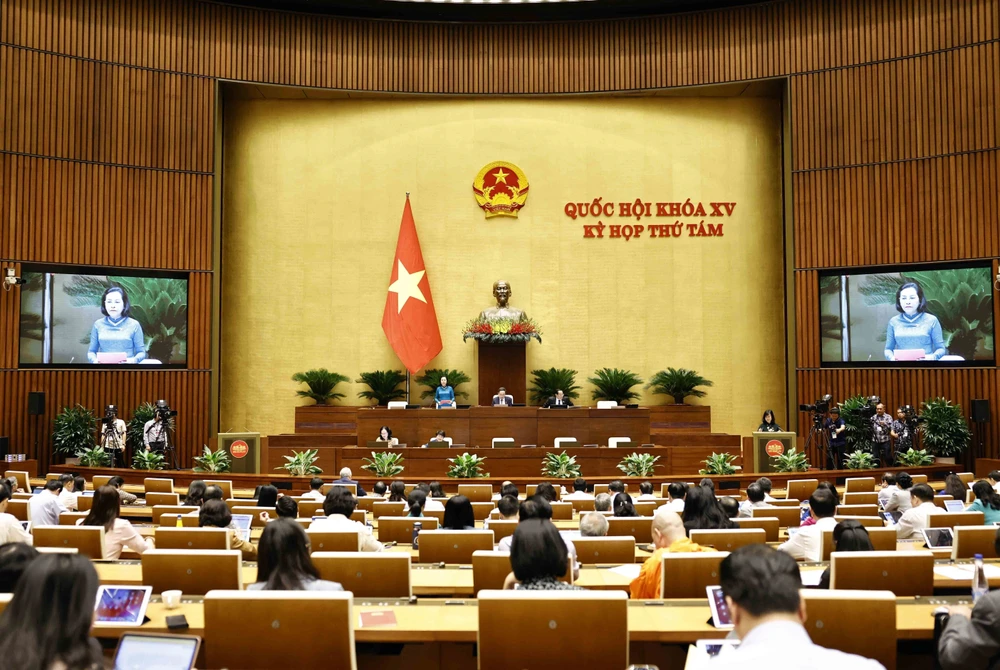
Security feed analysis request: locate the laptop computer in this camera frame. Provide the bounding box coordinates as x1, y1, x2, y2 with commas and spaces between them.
944, 500, 966, 513
113, 633, 201, 670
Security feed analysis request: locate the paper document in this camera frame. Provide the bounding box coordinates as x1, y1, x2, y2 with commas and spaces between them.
608, 563, 641, 580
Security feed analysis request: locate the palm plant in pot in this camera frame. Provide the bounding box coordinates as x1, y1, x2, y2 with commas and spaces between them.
617, 452, 662, 477
292, 369, 350, 405
541, 451, 582, 479
356, 370, 407, 406
588, 368, 643, 404
52, 405, 98, 462
919, 397, 972, 463
529, 368, 581, 406
646, 368, 713, 404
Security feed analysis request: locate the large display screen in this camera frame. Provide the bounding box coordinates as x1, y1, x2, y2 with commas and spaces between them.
820, 263, 994, 365
19, 267, 188, 368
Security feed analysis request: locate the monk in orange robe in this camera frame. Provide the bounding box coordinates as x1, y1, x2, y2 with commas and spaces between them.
630, 509, 714, 599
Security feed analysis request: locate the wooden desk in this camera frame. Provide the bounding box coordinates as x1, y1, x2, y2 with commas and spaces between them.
536, 408, 591, 445
468, 406, 538, 447
587, 408, 651, 445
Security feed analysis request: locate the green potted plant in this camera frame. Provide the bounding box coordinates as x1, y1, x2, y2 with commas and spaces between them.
646, 368, 713, 404
193, 445, 233, 473
292, 369, 351, 405
541, 451, 582, 479
447, 453, 489, 478
895, 448, 935, 467
772, 448, 810, 473
276, 449, 323, 476
844, 450, 876, 470
919, 397, 972, 463
617, 452, 662, 477
699, 452, 737, 476
415, 369, 471, 405
132, 450, 167, 471
52, 404, 98, 462
837, 395, 876, 454
76, 445, 111, 468
361, 451, 405, 478
588, 368, 643, 404
529, 368, 581, 406
356, 370, 407, 406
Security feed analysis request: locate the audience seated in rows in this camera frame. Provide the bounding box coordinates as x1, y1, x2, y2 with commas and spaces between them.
662, 482, 686, 513
800, 482, 838, 528
777, 488, 837, 562
199, 499, 257, 559
966, 480, 1000, 524
564, 478, 592, 500
608, 480, 626, 499
535, 482, 558, 502
56, 474, 80, 512
248, 518, 342, 592
28, 480, 68, 527
988, 471, 1000, 493
483, 495, 519, 529
442, 495, 475, 530
257, 485, 279, 508
0, 485, 32, 545
0, 543, 38, 592
406, 489, 427, 517
706, 545, 884, 668
894, 484, 937, 540
938, 527, 1000, 668
637, 481, 656, 500
415, 483, 444, 512
738, 483, 770, 518
683, 485, 735, 535
260, 496, 298, 523
79, 486, 154, 559
387, 480, 406, 502
0, 554, 104, 670
310, 488, 382, 552
877, 473, 897, 507
699, 477, 715, 492
884, 472, 913, 514
630, 509, 713, 599
372, 481, 387, 497
943, 474, 966, 504
817, 520, 873, 589
302, 477, 325, 502
428, 481, 446, 498
503, 519, 583, 591
579, 512, 609, 537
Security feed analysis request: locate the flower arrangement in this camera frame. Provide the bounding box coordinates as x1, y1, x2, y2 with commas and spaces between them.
462, 316, 542, 344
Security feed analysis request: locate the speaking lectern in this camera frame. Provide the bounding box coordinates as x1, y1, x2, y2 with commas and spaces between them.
218, 432, 261, 474
477, 342, 526, 406
751, 431, 797, 473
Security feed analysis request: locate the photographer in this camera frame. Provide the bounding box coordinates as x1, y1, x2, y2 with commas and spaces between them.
870, 403, 893, 467
143, 401, 173, 452
890, 406, 914, 453
98, 405, 127, 467
824, 407, 847, 469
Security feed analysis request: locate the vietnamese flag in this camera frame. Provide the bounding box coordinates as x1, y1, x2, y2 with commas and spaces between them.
382, 196, 443, 373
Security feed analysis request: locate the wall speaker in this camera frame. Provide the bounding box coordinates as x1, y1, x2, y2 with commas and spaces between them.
0, 436, 8, 459
972, 399, 990, 424
27, 392, 45, 416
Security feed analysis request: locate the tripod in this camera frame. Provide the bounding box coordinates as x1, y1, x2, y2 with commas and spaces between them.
802, 414, 831, 470
145, 419, 179, 470
100, 418, 125, 468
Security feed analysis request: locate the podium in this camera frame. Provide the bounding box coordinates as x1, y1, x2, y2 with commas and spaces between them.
751, 431, 797, 473
477, 342, 526, 406
218, 432, 261, 474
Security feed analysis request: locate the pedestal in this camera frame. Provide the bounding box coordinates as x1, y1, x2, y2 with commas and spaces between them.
477, 342, 527, 406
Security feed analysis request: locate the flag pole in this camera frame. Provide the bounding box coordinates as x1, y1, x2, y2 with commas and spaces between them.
404, 191, 410, 403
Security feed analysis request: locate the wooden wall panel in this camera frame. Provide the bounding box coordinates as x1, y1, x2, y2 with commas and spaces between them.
0, 154, 213, 269
0, 46, 214, 171
793, 150, 1000, 269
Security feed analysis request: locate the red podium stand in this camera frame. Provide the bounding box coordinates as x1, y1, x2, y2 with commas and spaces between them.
477, 342, 527, 406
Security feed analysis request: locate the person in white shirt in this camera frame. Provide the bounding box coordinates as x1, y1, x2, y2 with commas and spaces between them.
636, 481, 658, 501
484, 495, 520, 531
660, 482, 687, 513
301, 477, 326, 502
0, 487, 32, 546
884, 472, 914, 514
696, 544, 885, 669
56, 475, 79, 512
739, 483, 772, 518
309, 488, 382, 552
893, 484, 938, 540
988, 470, 1000, 494
27, 481, 68, 527
491, 481, 515, 501
414, 483, 445, 512
142, 413, 169, 450
755, 477, 777, 502
98, 405, 128, 467
563, 478, 593, 500
777, 489, 838, 562
877, 473, 898, 507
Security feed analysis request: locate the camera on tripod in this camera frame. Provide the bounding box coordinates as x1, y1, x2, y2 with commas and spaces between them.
799, 394, 833, 415
155, 399, 178, 419
101, 404, 117, 425
901, 404, 924, 427
858, 395, 881, 420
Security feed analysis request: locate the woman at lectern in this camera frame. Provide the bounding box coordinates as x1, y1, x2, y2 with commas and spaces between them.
87, 286, 146, 364
757, 410, 782, 432
435, 376, 456, 408
376, 426, 399, 446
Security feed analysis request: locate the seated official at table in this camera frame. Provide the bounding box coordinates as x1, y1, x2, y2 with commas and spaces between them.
492, 387, 514, 406
376, 425, 399, 446
542, 389, 574, 408
434, 376, 456, 408
423, 430, 449, 448
757, 409, 782, 432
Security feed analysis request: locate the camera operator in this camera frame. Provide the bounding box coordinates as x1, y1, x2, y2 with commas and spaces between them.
143, 401, 172, 452
99, 405, 127, 467
871, 403, 893, 467
891, 406, 914, 453
824, 407, 847, 469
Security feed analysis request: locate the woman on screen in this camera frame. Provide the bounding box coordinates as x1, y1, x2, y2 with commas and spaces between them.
884, 282, 946, 361
757, 409, 782, 432
87, 286, 146, 364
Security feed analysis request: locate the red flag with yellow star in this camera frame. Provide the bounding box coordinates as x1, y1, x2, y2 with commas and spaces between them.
382, 197, 442, 373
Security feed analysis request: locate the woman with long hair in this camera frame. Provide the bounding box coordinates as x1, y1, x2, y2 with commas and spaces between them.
248, 519, 342, 591
612, 492, 638, 518
199, 499, 257, 559
967, 480, 1000, 524
682, 485, 734, 534
817, 520, 874, 589
257, 484, 279, 509
428, 481, 446, 498
79, 485, 153, 559
0, 554, 104, 669
944, 474, 967, 505
442, 495, 475, 530
387, 480, 406, 503
406, 489, 427, 518
183, 480, 207, 507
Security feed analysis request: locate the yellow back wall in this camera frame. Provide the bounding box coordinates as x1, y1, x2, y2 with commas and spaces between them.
221, 95, 786, 437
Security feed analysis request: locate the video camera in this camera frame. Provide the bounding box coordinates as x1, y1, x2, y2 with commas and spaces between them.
799, 394, 833, 415
858, 395, 881, 420
155, 399, 178, 419
901, 404, 924, 426
101, 404, 117, 424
